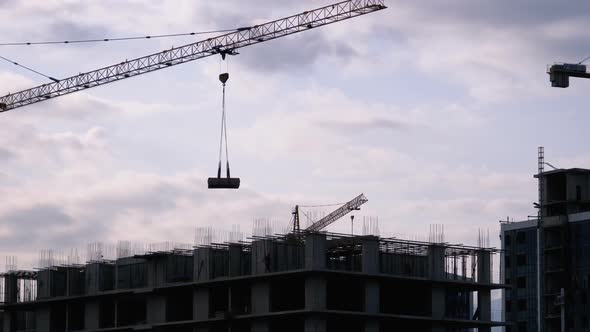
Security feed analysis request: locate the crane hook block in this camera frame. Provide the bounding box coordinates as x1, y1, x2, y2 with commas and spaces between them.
219, 73, 229, 84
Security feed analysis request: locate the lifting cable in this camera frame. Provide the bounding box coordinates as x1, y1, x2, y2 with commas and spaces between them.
0, 54, 59, 82
0, 29, 239, 47
578, 55, 590, 65
217, 68, 230, 178
208, 54, 239, 189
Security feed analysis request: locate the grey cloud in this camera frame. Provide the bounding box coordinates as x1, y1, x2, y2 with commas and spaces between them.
47, 20, 112, 41
240, 32, 358, 72
196, 1, 357, 72
0, 204, 72, 228
0, 0, 16, 8
394, 1, 590, 27
319, 117, 407, 133
85, 182, 194, 216
196, 1, 305, 28
0, 147, 16, 161
385, 1, 590, 60
0, 204, 110, 251
0, 205, 74, 250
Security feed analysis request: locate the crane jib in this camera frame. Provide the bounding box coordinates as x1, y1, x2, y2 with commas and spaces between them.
306, 193, 368, 232
0, 0, 386, 113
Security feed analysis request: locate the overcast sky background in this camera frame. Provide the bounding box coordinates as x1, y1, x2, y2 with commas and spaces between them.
1, 0, 590, 269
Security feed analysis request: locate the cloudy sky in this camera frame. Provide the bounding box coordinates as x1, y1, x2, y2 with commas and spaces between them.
1, 0, 590, 268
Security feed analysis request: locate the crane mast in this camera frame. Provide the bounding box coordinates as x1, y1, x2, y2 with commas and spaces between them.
0, 0, 386, 113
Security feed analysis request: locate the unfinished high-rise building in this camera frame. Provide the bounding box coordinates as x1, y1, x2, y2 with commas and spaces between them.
0, 232, 505, 332
501, 167, 590, 332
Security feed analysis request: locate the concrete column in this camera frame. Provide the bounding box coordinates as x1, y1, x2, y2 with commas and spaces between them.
251, 281, 270, 313
147, 295, 166, 324
35, 308, 50, 332
114, 300, 118, 327
305, 233, 327, 270
147, 256, 167, 288
365, 280, 380, 313
365, 279, 380, 332
305, 276, 326, 310
428, 245, 445, 281
362, 237, 380, 274
193, 288, 210, 321
251, 281, 271, 332
4, 275, 18, 304
362, 237, 380, 332
305, 317, 327, 332
431, 287, 446, 320
84, 300, 100, 330
37, 270, 52, 299
477, 251, 492, 332
365, 320, 379, 332
252, 321, 271, 332
194, 248, 211, 281
229, 244, 243, 277
477, 250, 491, 284
85, 263, 98, 295
65, 306, 69, 331
3, 312, 13, 332
429, 244, 447, 324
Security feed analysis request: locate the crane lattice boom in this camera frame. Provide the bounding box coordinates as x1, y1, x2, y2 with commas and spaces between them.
306, 193, 368, 232
0, 0, 386, 113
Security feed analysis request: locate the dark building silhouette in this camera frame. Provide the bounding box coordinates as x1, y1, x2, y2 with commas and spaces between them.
1, 232, 505, 332
501, 168, 590, 332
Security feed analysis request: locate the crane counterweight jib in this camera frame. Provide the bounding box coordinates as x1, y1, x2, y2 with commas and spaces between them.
0, 0, 386, 113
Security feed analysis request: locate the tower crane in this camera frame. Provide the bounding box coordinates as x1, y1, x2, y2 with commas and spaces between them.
292, 193, 368, 233
0, 1, 386, 189
548, 63, 590, 88
0, 0, 386, 112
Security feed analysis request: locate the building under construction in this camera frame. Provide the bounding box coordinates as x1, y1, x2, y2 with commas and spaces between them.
0, 230, 506, 332
501, 165, 590, 332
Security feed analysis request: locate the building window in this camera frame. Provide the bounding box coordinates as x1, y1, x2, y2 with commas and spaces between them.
516, 232, 526, 244
517, 254, 526, 266
505, 255, 511, 268
517, 276, 526, 288
506, 300, 512, 312
505, 277, 511, 285
505, 234, 512, 247
518, 321, 527, 332
518, 299, 527, 311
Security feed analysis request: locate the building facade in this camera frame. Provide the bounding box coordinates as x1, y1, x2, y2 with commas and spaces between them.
501, 168, 590, 332
1, 233, 505, 332
501, 219, 540, 332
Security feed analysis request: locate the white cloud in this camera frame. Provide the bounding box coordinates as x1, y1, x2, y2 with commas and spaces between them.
1, 0, 590, 271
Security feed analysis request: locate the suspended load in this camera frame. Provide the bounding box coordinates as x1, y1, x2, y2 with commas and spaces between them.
208, 71, 240, 189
